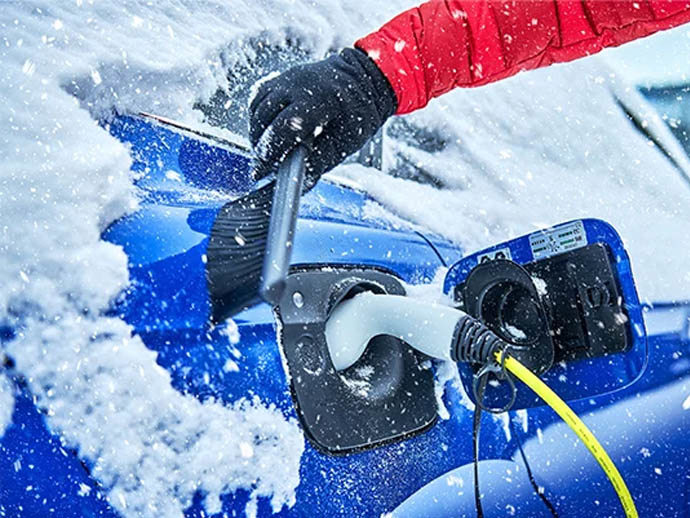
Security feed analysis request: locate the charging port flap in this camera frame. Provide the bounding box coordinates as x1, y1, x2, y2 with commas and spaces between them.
275, 267, 437, 454
444, 219, 647, 410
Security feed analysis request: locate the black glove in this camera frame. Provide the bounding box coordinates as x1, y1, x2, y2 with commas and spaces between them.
249, 47, 397, 187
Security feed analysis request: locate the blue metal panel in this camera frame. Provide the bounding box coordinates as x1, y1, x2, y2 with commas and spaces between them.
3, 113, 690, 518
504, 326, 690, 518
0, 386, 119, 518
106, 115, 253, 195
391, 460, 555, 518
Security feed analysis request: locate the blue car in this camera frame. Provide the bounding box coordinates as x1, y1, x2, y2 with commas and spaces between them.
1, 108, 689, 518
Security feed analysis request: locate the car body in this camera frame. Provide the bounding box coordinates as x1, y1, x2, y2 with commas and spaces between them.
1, 111, 689, 518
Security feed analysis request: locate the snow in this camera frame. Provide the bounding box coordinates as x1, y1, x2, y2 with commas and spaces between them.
498, 413, 512, 442
6, 315, 305, 517
0, 372, 13, 438
337, 58, 690, 302
340, 372, 373, 398
515, 409, 529, 433
504, 324, 527, 341
604, 24, 690, 87
683, 394, 690, 411
532, 277, 548, 297
2, 0, 690, 516
432, 359, 471, 420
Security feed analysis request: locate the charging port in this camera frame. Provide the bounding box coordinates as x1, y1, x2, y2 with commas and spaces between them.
275, 267, 437, 454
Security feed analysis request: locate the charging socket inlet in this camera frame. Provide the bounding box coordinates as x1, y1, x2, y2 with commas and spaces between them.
275, 266, 437, 455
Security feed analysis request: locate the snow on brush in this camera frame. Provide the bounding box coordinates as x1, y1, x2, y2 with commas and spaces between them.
0, 0, 425, 516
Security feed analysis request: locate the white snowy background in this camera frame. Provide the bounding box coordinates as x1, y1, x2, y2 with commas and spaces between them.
1, 1, 689, 518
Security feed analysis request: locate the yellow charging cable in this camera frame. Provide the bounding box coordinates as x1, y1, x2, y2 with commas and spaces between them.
496, 352, 638, 518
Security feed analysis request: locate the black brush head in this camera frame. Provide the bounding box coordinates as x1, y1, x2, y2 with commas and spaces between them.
206, 181, 275, 321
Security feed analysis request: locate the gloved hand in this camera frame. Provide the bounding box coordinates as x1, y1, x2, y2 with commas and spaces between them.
248, 47, 397, 187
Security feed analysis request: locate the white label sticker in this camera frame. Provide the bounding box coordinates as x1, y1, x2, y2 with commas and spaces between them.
477, 247, 513, 264
529, 221, 587, 260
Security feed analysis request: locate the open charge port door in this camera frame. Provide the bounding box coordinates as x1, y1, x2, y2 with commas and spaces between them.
445, 219, 646, 410
458, 243, 630, 370
275, 267, 438, 455
524, 243, 629, 362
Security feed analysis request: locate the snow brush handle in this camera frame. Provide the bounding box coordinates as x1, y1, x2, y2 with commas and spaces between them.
260, 146, 307, 305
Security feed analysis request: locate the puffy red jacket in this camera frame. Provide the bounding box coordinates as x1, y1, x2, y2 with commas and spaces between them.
356, 0, 690, 114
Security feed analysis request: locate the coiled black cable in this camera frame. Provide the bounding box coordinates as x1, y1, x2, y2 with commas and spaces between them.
451, 316, 517, 413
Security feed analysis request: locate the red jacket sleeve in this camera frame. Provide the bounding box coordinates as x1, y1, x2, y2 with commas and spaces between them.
356, 0, 690, 114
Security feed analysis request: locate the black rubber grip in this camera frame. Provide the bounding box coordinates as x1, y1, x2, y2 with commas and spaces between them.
450, 315, 508, 364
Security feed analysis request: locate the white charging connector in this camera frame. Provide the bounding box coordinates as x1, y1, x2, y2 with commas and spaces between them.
325, 292, 470, 371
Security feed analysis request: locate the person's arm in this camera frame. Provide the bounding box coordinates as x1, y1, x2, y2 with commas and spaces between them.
249, 0, 690, 183
356, 0, 690, 114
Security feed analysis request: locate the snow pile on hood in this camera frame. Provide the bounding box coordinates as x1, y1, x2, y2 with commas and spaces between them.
1, 0, 422, 516
337, 59, 690, 302
8, 317, 303, 517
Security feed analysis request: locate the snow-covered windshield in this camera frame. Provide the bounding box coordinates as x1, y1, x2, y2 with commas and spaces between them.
192, 36, 690, 307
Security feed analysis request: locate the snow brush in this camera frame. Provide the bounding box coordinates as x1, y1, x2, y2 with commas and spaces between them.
206, 147, 307, 319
